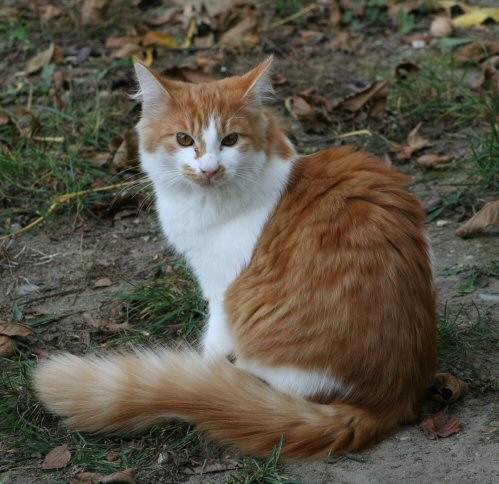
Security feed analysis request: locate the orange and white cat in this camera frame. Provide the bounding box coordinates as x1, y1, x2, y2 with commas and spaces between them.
34, 58, 437, 459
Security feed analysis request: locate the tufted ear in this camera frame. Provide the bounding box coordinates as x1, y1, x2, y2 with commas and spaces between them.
134, 63, 170, 106
238, 56, 274, 101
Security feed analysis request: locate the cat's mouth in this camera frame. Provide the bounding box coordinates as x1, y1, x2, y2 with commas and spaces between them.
182, 165, 227, 186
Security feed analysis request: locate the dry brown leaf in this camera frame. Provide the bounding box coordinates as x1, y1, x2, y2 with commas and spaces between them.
111, 43, 142, 59
291, 88, 332, 134
145, 7, 181, 26
0, 322, 35, 337
0, 112, 12, 126
219, 16, 258, 46
39, 5, 63, 20
105, 36, 142, 49
422, 409, 461, 440
388, 0, 424, 18
112, 130, 139, 172
328, 31, 365, 54
394, 61, 420, 80
455, 41, 499, 65
416, 154, 453, 168
142, 31, 179, 48
391, 123, 432, 160
101, 468, 136, 483
428, 373, 469, 403
106, 451, 122, 464
26, 43, 54, 75
93, 277, 113, 288
335, 80, 389, 117
162, 66, 215, 83
0, 335, 17, 358
81, 0, 112, 25
42, 444, 72, 470
473, 56, 499, 93
455, 200, 499, 237
194, 33, 215, 49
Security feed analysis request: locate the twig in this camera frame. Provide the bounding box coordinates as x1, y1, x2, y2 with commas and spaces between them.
0, 180, 140, 241
266, 3, 316, 30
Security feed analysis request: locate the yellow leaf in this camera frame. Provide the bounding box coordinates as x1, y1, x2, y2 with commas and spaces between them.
437, 1, 479, 14
142, 31, 178, 48
453, 8, 499, 28
26, 43, 54, 75
131, 48, 153, 67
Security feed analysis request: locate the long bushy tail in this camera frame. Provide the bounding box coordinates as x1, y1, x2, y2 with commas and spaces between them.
34, 349, 392, 459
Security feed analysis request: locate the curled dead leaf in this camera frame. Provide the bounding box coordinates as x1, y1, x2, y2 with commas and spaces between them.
390, 123, 432, 160
112, 130, 139, 172
219, 16, 258, 47
42, 443, 72, 470
26, 43, 55, 75
455, 41, 499, 65
422, 409, 461, 440
455, 200, 499, 237
162, 66, 215, 83
72, 469, 136, 484
0, 335, 18, 358
0, 322, 35, 337
416, 154, 453, 168
328, 31, 365, 54
428, 373, 469, 403
93, 277, 113, 288
81, 0, 112, 25
142, 31, 179, 48
335, 80, 389, 118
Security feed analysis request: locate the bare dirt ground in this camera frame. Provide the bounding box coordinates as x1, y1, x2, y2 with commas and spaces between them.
1, 0, 498, 482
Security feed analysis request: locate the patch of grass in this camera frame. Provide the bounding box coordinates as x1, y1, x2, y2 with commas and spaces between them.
437, 301, 497, 358
0, 351, 211, 478
228, 440, 302, 484
107, 261, 206, 347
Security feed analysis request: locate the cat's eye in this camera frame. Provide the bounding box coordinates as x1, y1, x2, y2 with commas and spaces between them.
221, 133, 238, 147
176, 133, 194, 147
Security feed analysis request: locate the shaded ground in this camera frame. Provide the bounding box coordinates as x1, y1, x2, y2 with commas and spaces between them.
1, 0, 498, 482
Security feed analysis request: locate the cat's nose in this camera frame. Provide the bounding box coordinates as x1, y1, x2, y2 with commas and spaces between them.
201, 167, 219, 178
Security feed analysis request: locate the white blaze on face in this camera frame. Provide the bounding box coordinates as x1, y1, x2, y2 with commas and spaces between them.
198, 117, 221, 174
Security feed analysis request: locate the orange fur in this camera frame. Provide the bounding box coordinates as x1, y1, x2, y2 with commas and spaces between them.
34, 61, 437, 459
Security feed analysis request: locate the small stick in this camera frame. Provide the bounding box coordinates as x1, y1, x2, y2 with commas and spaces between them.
267, 3, 316, 30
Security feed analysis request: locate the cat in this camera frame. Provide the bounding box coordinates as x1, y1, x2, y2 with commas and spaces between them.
34, 57, 437, 459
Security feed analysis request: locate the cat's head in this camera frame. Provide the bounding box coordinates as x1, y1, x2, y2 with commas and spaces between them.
134, 58, 293, 191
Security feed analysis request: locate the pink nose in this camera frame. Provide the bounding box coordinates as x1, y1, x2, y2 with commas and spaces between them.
201, 168, 219, 178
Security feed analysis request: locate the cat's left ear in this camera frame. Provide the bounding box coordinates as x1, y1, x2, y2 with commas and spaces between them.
240, 56, 274, 101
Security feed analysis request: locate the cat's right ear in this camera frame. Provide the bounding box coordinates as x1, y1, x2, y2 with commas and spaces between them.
133, 63, 170, 108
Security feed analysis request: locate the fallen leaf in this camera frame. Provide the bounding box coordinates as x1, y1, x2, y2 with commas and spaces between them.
39, 5, 63, 20
0, 335, 17, 358
388, 0, 425, 18
105, 36, 142, 49
473, 55, 499, 92
452, 8, 499, 28
26, 43, 54, 75
335, 80, 389, 118
328, 31, 365, 54
290, 88, 333, 134
72, 469, 136, 484
81, 0, 112, 25
422, 409, 461, 440
101, 468, 136, 483
111, 43, 142, 59
428, 373, 469, 403
112, 130, 139, 172
390, 123, 432, 160
416, 154, 453, 168
93, 277, 113, 288
42, 444, 72, 470
0, 111, 12, 126
106, 451, 122, 464
142, 31, 179, 48
0, 322, 35, 337
162, 66, 215, 83
438, 0, 477, 15
219, 16, 258, 46
145, 6, 181, 26
183, 458, 240, 475
455, 40, 499, 64
455, 199, 499, 237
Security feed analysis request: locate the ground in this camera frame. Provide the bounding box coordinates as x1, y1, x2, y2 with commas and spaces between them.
0, 0, 498, 483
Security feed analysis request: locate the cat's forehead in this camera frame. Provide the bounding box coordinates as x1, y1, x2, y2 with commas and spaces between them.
167, 81, 253, 135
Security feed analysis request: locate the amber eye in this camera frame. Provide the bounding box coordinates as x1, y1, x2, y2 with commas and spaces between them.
176, 132, 194, 147
221, 133, 238, 147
